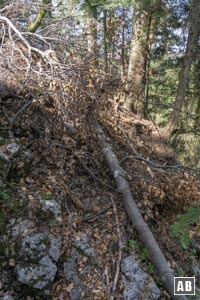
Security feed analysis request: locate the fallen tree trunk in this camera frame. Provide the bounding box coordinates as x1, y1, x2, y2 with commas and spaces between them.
95, 121, 188, 300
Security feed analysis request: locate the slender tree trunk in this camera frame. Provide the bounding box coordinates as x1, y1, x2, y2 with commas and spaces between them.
194, 58, 200, 130
144, 56, 151, 119
103, 9, 108, 74
123, 8, 150, 116
28, 0, 51, 33
165, 0, 200, 134
143, 14, 152, 118
86, 0, 98, 67
109, 10, 116, 76
121, 8, 125, 78
87, 15, 97, 63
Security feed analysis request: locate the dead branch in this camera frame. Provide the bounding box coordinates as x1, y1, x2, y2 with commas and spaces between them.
64, 185, 87, 212
0, 3, 14, 13
0, 16, 49, 58
81, 206, 111, 222
0, 15, 58, 87
53, 141, 121, 193
95, 121, 187, 300
10, 96, 35, 130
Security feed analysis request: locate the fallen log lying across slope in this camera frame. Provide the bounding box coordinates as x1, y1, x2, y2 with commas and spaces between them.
95, 121, 187, 300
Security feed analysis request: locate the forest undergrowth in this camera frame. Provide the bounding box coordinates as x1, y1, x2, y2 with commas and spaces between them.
1, 77, 200, 299
0, 18, 200, 298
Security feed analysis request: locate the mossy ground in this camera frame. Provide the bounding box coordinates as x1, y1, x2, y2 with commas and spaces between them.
0, 184, 27, 234
170, 204, 200, 249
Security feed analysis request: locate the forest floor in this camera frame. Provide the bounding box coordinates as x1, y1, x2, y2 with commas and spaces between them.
0, 92, 200, 300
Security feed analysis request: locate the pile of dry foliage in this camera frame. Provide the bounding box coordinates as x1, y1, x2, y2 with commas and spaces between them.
1, 11, 199, 220
0, 13, 200, 300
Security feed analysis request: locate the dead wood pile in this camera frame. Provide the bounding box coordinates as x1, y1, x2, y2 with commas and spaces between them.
0, 14, 200, 299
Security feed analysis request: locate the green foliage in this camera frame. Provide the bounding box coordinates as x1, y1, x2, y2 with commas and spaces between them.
127, 239, 134, 248
0, 185, 10, 234
148, 55, 181, 126
0, 185, 10, 201
126, 239, 156, 275
140, 247, 148, 262
81, 0, 98, 18
170, 205, 200, 249
41, 193, 53, 200
155, 278, 162, 287
126, 239, 150, 261
81, 0, 133, 15
0, 213, 7, 235
190, 248, 197, 256
104, 0, 133, 9
147, 262, 154, 274
49, 220, 57, 227
0, 184, 27, 234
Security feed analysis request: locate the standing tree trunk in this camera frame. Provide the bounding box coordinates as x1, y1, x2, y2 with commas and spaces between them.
123, 6, 151, 116
121, 8, 125, 78
85, 0, 98, 67
87, 15, 97, 63
103, 9, 108, 74
165, 0, 200, 134
194, 57, 200, 130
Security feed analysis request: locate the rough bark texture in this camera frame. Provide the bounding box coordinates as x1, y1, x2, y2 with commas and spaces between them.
194, 60, 200, 130
87, 17, 96, 53
95, 121, 188, 300
87, 14, 97, 68
121, 8, 125, 78
165, 0, 200, 134
103, 9, 108, 74
123, 9, 150, 116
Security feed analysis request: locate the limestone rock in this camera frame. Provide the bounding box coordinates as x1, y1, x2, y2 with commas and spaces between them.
6, 143, 20, 155
40, 199, 61, 218
121, 256, 161, 300
16, 255, 57, 291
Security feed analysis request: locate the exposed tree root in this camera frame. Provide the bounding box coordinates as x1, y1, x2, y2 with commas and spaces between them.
95, 121, 188, 300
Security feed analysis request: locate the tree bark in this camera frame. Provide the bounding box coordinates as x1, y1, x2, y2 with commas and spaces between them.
87, 17, 97, 58
165, 0, 200, 134
86, 1, 97, 67
95, 121, 187, 300
121, 8, 125, 78
123, 7, 151, 116
103, 9, 108, 74
194, 59, 200, 130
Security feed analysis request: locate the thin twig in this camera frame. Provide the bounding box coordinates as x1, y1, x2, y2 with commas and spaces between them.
81, 206, 112, 222
10, 97, 35, 130
121, 154, 200, 174
53, 141, 122, 193
78, 158, 122, 193
121, 154, 182, 169
63, 199, 75, 227
0, 16, 47, 58
0, 3, 14, 13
